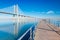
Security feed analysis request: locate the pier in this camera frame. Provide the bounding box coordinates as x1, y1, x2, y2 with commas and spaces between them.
34, 19, 60, 40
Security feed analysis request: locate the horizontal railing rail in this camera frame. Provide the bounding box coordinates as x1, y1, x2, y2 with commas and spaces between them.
18, 25, 33, 40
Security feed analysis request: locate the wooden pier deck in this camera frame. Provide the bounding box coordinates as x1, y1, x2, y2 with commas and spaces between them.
34, 20, 60, 40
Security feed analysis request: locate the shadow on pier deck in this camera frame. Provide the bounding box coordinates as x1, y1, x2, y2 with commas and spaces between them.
34, 19, 60, 40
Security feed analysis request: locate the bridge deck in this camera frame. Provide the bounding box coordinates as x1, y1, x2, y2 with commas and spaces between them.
34, 20, 60, 40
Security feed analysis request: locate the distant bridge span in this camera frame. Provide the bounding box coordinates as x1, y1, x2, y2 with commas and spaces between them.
0, 11, 31, 17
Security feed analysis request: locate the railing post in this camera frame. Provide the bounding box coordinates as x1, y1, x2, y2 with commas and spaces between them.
30, 27, 32, 40
49, 19, 50, 24
57, 21, 59, 27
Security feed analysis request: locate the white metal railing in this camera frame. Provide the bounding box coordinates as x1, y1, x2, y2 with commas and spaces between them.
18, 23, 37, 40
18, 25, 33, 40
47, 19, 60, 27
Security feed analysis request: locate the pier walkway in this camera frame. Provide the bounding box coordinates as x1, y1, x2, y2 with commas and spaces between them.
34, 20, 60, 40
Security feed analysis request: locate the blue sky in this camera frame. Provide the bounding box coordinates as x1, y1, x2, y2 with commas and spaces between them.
0, 0, 60, 18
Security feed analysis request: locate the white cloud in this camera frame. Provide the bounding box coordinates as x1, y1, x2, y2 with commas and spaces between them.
46, 10, 55, 14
